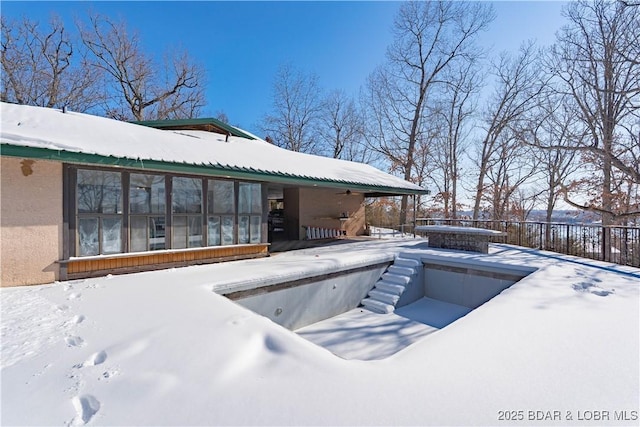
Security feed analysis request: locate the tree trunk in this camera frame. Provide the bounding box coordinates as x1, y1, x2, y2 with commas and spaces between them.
472, 146, 489, 220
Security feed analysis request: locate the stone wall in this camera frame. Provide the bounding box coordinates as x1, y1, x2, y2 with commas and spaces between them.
428, 232, 489, 254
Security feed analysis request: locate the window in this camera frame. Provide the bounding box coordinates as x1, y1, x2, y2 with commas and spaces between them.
76, 169, 123, 256
172, 177, 203, 249
207, 180, 235, 246
238, 182, 262, 244
70, 167, 263, 257
130, 173, 166, 252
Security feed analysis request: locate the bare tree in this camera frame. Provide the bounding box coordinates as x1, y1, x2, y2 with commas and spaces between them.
472, 41, 546, 220
214, 110, 229, 124
260, 63, 323, 153
364, 1, 494, 227
548, 0, 640, 227
1, 15, 101, 111
428, 59, 484, 219
482, 130, 538, 220
317, 89, 366, 160
410, 127, 439, 215
509, 187, 544, 222
520, 93, 582, 226
514, 0, 640, 261
78, 13, 206, 121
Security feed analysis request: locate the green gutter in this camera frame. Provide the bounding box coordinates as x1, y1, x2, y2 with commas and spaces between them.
1, 144, 429, 196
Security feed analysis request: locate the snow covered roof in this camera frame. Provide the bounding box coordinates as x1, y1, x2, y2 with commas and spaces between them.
0, 102, 427, 195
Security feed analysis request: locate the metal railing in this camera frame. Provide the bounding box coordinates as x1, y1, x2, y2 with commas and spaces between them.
369, 219, 640, 268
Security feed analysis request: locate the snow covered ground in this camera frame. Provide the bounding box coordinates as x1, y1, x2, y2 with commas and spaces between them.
1, 240, 639, 426
296, 297, 471, 360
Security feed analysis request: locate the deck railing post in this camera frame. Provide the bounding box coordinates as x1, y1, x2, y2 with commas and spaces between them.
602, 226, 611, 263
539, 223, 543, 249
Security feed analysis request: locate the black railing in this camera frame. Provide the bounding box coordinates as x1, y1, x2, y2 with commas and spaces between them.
370, 219, 640, 268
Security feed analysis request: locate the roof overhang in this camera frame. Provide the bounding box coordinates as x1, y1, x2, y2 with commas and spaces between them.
1, 103, 429, 197
1, 144, 429, 196
131, 118, 256, 140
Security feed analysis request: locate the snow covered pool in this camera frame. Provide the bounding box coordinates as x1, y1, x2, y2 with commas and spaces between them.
232, 251, 536, 360
2, 240, 637, 426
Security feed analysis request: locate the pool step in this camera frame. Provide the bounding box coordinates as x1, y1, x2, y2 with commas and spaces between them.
361, 256, 420, 314
382, 272, 411, 286
368, 289, 400, 305
395, 257, 421, 269
376, 281, 406, 295
388, 265, 417, 277
361, 298, 395, 314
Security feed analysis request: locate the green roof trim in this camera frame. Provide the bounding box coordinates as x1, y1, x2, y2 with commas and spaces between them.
1, 144, 429, 196
130, 117, 256, 140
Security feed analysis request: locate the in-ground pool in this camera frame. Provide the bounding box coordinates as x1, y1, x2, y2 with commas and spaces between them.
224, 251, 536, 360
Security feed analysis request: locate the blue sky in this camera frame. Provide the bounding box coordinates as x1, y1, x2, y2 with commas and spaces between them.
3, 1, 567, 135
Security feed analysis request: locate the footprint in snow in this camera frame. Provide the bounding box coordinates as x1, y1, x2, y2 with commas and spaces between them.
65, 336, 85, 347
264, 335, 286, 354
99, 368, 119, 381
72, 314, 86, 324
73, 350, 108, 369
68, 293, 81, 300
71, 394, 100, 425
85, 350, 107, 366
572, 282, 591, 291
572, 282, 614, 297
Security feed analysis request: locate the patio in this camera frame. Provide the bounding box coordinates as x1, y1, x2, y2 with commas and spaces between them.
2, 237, 638, 426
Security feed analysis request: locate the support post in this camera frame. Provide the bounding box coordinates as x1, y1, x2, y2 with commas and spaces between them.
413, 194, 417, 238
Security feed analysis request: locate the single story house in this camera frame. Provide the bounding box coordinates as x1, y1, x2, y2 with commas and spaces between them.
1, 102, 427, 286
